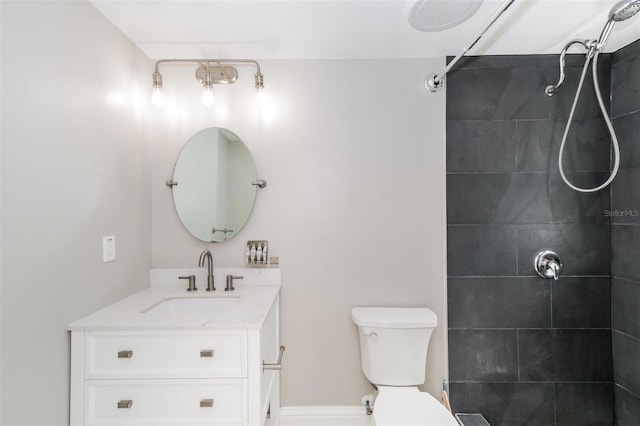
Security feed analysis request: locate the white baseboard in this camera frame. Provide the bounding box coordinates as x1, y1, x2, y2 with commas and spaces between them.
279, 405, 370, 426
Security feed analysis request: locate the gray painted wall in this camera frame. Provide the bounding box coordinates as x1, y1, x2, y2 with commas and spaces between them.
1, 2, 152, 424
446, 54, 614, 425
150, 58, 449, 404
611, 39, 640, 424
0, 1, 450, 418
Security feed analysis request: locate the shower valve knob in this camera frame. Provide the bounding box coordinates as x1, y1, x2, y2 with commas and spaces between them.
534, 250, 563, 280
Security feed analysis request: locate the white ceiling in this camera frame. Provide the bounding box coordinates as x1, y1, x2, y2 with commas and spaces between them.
90, 0, 640, 60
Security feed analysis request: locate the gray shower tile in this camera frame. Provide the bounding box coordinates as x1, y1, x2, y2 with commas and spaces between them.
448, 172, 610, 225
611, 168, 640, 225
612, 50, 640, 118
613, 331, 640, 397
452, 55, 559, 69
516, 119, 611, 173
612, 224, 640, 282
613, 278, 640, 339
549, 64, 612, 120
447, 225, 517, 276
519, 329, 613, 382
614, 385, 640, 426
555, 383, 614, 425
613, 39, 640, 66
566, 53, 612, 68
448, 277, 550, 329
449, 382, 554, 426
446, 67, 550, 121
447, 173, 513, 224
517, 224, 611, 276
446, 121, 517, 172
552, 277, 611, 329
546, 170, 612, 224
491, 173, 554, 224
448, 330, 518, 382
613, 112, 640, 169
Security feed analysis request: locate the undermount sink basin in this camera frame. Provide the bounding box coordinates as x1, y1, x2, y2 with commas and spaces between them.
143, 296, 239, 316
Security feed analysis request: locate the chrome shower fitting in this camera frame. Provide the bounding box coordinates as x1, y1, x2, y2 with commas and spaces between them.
597, 0, 640, 49
544, 0, 640, 193
534, 250, 563, 281
425, 0, 516, 91
544, 39, 597, 96
546, 0, 640, 97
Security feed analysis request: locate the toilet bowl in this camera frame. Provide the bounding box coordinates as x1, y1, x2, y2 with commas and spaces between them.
351, 307, 458, 426
372, 386, 458, 426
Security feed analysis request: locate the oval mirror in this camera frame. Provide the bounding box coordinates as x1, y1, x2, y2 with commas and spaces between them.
170, 127, 257, 242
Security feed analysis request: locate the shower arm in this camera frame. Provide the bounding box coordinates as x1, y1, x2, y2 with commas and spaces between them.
544, 39, 597, 96
426, 0, 516, 92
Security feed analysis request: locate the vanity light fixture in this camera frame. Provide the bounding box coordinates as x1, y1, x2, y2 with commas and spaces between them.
200, 64, 215, 108
151, 59, 265, 108
151, 70, 164, 107
255, 69, 265, 108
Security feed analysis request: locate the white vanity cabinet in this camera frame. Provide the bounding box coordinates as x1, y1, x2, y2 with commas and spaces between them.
69, 293, 280, 426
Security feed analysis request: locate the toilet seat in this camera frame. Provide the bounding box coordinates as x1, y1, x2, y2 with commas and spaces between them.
372, 386, 459, 426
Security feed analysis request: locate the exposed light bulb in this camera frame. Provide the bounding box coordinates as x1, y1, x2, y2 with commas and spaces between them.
256, 88, 267, 109
151, 87, 164, 108
202, 86, 215, 108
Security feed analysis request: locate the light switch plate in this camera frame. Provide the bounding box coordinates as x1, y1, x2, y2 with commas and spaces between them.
103, 236, 116, 262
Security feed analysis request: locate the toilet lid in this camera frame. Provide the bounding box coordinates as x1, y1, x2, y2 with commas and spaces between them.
373, 387, 459, 426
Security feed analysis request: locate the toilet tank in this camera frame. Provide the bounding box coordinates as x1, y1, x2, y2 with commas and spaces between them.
351, 307, 437, 386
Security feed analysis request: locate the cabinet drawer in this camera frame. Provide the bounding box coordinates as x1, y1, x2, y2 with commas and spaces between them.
86, 331, 246, 379
87, 379, 245, 425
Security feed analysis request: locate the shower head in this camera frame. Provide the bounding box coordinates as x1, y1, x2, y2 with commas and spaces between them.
610, 0, 640, 21
596, 0, 640, 49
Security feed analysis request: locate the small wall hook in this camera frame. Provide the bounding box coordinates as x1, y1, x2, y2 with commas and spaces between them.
252, 179, 267, 188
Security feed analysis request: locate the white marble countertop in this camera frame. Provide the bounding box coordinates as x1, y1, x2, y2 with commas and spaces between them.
68, 268, 280, 331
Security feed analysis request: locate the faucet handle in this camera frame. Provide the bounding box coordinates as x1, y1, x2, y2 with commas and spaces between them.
179, 275, 197, 292
534, 250, 563, 281
225, 275, 243, 292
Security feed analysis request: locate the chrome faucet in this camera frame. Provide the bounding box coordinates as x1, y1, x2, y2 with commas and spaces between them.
198, 249, 215, 291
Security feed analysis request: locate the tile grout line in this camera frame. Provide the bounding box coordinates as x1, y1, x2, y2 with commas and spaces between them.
515, 226, 519, 279
516, 329, 521, 383
553, 383, 557, 426
550, 278, 554, 329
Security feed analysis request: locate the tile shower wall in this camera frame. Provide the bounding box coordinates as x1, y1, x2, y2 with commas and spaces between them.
446, 55, 614, 425
611, 39, 640, 425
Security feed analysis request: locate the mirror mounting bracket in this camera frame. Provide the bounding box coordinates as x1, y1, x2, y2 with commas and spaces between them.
167, 179, 264, 189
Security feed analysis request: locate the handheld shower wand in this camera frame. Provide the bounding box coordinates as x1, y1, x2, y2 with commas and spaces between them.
597, 0, 640, 49
545, 0, 640, 193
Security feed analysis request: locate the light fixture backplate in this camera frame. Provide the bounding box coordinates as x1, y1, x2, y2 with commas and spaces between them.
195, 64, 239, 85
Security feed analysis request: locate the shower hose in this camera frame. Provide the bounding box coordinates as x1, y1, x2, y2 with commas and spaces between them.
558, 47, 620, 193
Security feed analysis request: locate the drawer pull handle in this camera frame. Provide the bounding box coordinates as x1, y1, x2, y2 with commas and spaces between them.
200, 349, 214, 358
263, 345, 286, 371
117, 350, 133, 359
117, 400, 133, 409
200, 399, 214, 408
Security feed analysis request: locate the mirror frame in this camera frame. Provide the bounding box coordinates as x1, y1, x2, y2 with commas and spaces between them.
169, 127, 258, 242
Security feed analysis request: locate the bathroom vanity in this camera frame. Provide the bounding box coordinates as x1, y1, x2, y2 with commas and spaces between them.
68, 268, 281, 426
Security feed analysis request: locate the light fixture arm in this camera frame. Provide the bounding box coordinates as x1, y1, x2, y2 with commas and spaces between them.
151, 58, 264, 99
153, 58, 262, 78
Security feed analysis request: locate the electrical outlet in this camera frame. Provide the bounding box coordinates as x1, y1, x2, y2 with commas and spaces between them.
103, 236, 116, 262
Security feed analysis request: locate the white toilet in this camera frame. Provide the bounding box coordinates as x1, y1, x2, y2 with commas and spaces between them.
351, 307, 459, 426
